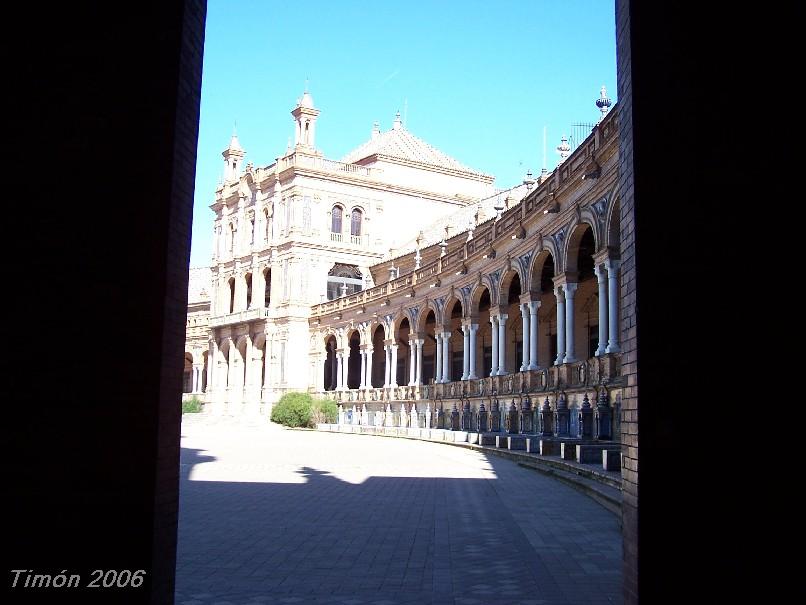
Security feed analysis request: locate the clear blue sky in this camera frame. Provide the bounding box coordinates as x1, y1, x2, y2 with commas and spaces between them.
190, 0, 616, 266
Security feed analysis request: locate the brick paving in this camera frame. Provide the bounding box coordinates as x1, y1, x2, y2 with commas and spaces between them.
176, 414, 622, 605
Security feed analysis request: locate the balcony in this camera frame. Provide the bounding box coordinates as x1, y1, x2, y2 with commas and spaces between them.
209, 306, 269, 328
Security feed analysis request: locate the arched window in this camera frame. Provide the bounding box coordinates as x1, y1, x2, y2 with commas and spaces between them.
264, 209, 270, 242
229, 223, 235, 253
351, 208, 362, 237
326, 263, 363, 300
331, 205, 342, 233
228, 277, 235, 313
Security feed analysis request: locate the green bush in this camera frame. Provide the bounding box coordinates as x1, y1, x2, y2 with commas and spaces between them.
271, 392, 314, 427
311, 398, 338, 425
182, 396, 203, 414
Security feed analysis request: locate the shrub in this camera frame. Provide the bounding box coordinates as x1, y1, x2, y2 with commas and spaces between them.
182, 396, 203, 414
270, 392, 313, 428
311, 398, 338, 425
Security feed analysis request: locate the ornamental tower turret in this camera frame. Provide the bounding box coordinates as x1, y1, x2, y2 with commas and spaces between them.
291, 87, 320, 151
222, 131, 245, 182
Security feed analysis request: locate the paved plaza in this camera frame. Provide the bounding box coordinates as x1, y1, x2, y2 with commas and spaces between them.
175, 414, 622, 605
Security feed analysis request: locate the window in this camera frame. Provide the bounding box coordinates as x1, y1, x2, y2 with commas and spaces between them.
331, 205, 342, 233
350, 208, 362, 236
326, 263, 363, 300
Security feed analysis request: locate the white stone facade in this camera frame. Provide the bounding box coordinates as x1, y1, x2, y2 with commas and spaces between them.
188, 91, 502, 416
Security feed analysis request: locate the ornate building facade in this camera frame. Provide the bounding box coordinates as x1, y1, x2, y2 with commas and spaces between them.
185, 89, 622, 429
185, 90, 511, 414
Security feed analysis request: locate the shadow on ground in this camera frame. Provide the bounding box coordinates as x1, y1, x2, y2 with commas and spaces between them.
175, 441, 621, 605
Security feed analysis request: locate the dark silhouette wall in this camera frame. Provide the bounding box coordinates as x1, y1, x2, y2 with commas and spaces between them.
4, 2, 206, 603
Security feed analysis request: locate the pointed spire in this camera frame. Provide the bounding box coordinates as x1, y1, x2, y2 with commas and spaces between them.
371, 120, 380, 139
392, 110, 402, 130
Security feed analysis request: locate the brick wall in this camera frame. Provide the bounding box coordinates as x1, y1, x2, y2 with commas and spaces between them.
615, 1, 638, 603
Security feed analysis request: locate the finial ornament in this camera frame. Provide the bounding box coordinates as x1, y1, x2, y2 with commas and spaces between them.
596, 85, 612, 122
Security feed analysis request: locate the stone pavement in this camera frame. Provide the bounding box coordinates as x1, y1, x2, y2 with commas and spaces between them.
176, 413, 622, 605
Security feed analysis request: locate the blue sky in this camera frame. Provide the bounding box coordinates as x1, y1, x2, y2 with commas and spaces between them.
191, 0, 616, 266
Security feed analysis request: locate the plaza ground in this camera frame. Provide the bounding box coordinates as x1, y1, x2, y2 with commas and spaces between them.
176, 414, 622, 605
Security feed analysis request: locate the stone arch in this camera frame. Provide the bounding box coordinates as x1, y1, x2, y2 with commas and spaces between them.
253, 333, 267, 393
498, 267, 524, 307
529, 249, 557, 295
605, 195, 621, 253
564, 220, 598, 275
416, 299, 440, 334
323, 333, 338, 391
217, 338, 231, 390
443, 295, 463, 328
470, 281, 494, 318
183, 352, 193, 393
396, 316, 412, 386
235, 335, 249, 389
370, 324, 385, 388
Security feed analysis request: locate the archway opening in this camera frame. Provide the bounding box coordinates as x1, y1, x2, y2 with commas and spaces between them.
323, 335, 337, 391
347, 331, 361, 389
371, 325, 385, 387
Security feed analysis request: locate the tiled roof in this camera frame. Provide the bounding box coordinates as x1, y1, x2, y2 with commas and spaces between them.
187, 266, 212, 303
341, 124, 485, 175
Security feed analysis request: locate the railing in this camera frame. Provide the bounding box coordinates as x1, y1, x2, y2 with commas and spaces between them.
278, 154, 374, 177
314, 355, 622, 404
209, 306, 269, 328
307, 106, 619, 321
330, 232, 342, 242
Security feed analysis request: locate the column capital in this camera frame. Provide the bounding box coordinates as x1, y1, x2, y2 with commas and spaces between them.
518, 292, 539, 305
562, 282, 578, 296
593, 263, 607, 281
552, 272, 578, 288
389, 343, 399, 351
527, 300, 542, 313
496, 312, 509, 322
415, 338, 425, 346
605, 258, 622, 272
468, 323, 479, 332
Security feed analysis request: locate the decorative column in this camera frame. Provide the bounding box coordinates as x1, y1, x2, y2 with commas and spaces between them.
360, 348, 367, 388
244, 337, 253, 392
554, 286, 566, 365
562, 283, 577, 363
519, 304, 530, 371
461, 325, 470, 380
336, 351, 344, 390
468, 323, 479, 379
384, 345, 391, 387
594, 264, 608, 356
497, 313, 508, 375
415, 339, 424, 385
605, 258, 621, 353
490, 315, 499, 376
408, 341, 416, 385
390, 343, 399, 387
528, 301, 540, 370
207, 341, 216, 395
441, 331, 451, 382
435, 333, 443, 384
342, 349, 350, 390
364, 346, 373, 389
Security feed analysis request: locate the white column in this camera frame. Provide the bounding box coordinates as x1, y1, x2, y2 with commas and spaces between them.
435, 333, 443, 384
360, 349, 367, 388
468, 324, 479, 379
461, 326, 470, 380
563, 283, 577, 363
244, 338, 253, 390
497, 314, 508, 375
364, 347, 374, 388
442, 331, 451, 382
342, 350, 350, 389
336, 352, 344, 390
555, 287, 565, 365
207, 350, 215, 392
520, 304, 530, 371
528, 301, 540, 370
605, 259, 622, 353
415, 339, 424, 385
408, 341, 416, 385
594, 264, 608, 356
384, 345, 391, 387
390, 344, 399, 387
490, 316, 499, 376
